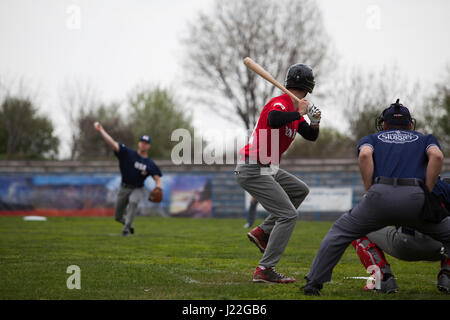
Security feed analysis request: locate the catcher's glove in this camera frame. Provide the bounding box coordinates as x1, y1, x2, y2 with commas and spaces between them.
148, 187, 163, 203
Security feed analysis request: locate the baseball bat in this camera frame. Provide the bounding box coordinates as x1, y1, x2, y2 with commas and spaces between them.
243, 57, 302, 105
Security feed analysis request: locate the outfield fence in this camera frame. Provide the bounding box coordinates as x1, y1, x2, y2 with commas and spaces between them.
1, 159, 449, 221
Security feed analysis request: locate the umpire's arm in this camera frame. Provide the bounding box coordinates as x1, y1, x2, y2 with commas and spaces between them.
426, 146, 444, 191
358, 145, 374, 192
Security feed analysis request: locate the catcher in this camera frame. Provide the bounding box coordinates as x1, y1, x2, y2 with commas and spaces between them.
94, 122, 163, 236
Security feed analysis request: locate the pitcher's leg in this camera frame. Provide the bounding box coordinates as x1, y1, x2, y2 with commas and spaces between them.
114, 187, 132, 225
124, 188, 144, 233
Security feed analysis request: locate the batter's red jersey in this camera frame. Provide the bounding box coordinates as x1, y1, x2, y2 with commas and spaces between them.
240, 93, 305, 165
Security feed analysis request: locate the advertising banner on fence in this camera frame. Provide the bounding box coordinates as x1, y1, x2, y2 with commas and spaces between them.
0, 174, 212, 218
300, 187, 353, 212
246, 187, 353, 213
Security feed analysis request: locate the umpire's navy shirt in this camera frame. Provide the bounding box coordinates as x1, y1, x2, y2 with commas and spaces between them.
357, 130, 440, 182
114, 143, 163, 188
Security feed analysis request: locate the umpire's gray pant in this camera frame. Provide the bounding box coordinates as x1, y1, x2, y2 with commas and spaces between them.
235, 164, 309, 268
306, 183, 450, 284
368, 226, 445, 262
114, 185, 144, 232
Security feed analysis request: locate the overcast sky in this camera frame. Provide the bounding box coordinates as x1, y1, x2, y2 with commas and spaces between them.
0, 0, 449, 158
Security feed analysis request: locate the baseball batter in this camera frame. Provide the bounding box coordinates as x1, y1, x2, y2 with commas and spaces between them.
352, 177, 450, 293
94, 122, 162, 236
235, 63, 322, 283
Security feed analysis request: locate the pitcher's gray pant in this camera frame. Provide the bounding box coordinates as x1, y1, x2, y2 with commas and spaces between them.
235, 164, 309, 268
114, 185, 144, 232
306, 183, 450, 284
368, 226, 445, 262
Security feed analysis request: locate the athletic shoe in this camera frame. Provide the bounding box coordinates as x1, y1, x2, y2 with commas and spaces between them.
437, 270, 450, 293
364, 274, 398, 293
253, 266, 295, 284
122, 230, 129, 237
243, 223, 251, 229
302, 278, 323, 296
129, 227, 135, 235
247, 227, 269, 253
377, 275, 398, 293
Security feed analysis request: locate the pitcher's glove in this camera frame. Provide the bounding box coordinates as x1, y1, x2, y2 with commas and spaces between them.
307, 104, 321, 126
149, 187, 163, 203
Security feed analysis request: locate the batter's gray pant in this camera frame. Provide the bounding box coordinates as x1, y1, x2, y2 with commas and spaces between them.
235, 164, 309, 268
368, 226, 445, 262
114, 185, 145, 232
306, 183, 450, 284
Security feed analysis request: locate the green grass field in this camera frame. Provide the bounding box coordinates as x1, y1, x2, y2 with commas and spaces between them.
0, 216, 448, 300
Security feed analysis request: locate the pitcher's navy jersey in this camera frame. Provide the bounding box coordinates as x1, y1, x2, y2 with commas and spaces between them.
357, 130, 440, 182
114, 143, 162, 188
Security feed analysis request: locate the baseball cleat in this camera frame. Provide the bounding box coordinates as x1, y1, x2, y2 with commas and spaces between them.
122, 230, 129, 237
437, 270, 450, 293
253, 266, 295, 284
247, 227, 269, 253
364, 274, 398, 294
129, 227, 134, 235
377, 276, 399, 294
302, 279, 323, 296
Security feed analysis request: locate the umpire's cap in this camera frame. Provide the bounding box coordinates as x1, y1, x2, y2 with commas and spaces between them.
376, 99, 416, 131
285, 63, 315, 93
382, 99, 413, 126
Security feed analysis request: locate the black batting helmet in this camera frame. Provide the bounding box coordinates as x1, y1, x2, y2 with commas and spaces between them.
285, 63, 315, 93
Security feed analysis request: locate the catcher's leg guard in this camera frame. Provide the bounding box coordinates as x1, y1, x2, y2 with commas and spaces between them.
352, 237, 393, 281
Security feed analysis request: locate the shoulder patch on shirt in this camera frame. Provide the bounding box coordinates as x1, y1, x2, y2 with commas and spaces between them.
377, 131, 419, 144
273, 103, 286, 110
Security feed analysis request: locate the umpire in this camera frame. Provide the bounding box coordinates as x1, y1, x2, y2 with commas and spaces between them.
303, 99, 449, 295
94, 122, 162, 236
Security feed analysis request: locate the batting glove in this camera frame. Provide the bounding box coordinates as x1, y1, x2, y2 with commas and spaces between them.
307, 104, 321, 126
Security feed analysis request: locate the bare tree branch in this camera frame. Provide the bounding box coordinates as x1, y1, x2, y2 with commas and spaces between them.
182, 0, 333, 130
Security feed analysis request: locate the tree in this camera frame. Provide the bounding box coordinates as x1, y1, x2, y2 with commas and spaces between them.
59, 81, 99, 160
285, 127, 354, 159
0, 97, 59, 159
337, 66, 421, 143
74, 103, 135, 160
128, 86, 195, 159
183, 0, 333, 130
422, 67, 450, 153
